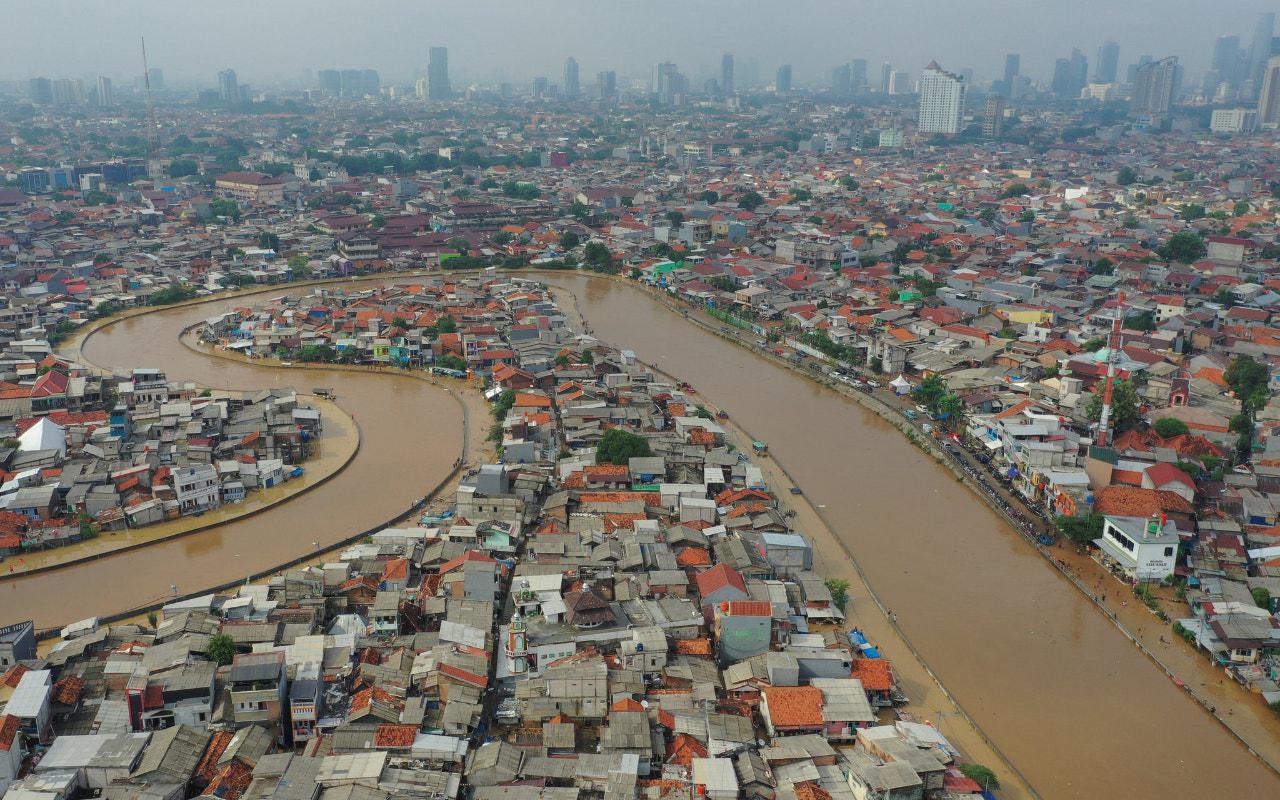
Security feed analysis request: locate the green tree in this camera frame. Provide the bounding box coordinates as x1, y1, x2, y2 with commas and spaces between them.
1234, 200, 1251, 216
209, 197, 240, 221
825, 578, 850, 610
1157, 231, 1207, 263
1180, 203, 1206, 221
1019, 209, 1035, 223
665, 210, 684, 226
1225, 355, 1271, 414
569, 200, 591, 220
699, 190, 720, 204
912, 374, 947, 412
1091, 257, 1114, 275
999, 183, 1029, 199
435, 315, 457, 334
258, 232, 280, 251
958, 763, 1000, 791
166, 159, 200, 178
1056, 513, 1104, 545
560, 231, 581, 251
790, 188, 812, 203
437, 354, 468, 371
838, 176, 859, 191
737, 191, 765, 211
1085, 380, 1140, 431
1253, 586, 1272, 610
287, 254, 311, 278
584, 241, 613, 270
1116, 166, 1138, 185
596, 428, 652, 465
206, 633, 236, 665
1153, 417, 1189, 438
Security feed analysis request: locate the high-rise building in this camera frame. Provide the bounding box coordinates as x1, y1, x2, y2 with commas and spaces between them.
1259, 56, 1280, 127
95, 76, 113, 108
1131, 56, 1180, 119
28, 77, 52, 105
564, 57, 580, 98
880, 62, 892, 93
147, 67, 164, 91
597, 70, 617, 99
918, 61, 965, 135
218, 69, 239, 103
1250, 13, 1277, 97
414, 78, 427, 99
1126, 54, 1154, 84
775, 64, 792, 93
428, 47, 451, 100
983, 95, 1006, 137
888, 71, 913, 95
1212, 35, 1242, 89
318, 69, 341, 94
850, 59, 868, 92
1002, 53, 1020, 96
831, 63, 851, 97
51, 78, 86, 106
721, 53, 734, 95
532, 76, 549, 98
1095, 41, 1120, 84
1052, 49, 1088, 99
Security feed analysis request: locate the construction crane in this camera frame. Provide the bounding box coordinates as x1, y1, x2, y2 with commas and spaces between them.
140, 37, 161, 157
1095, 291, 1126, 447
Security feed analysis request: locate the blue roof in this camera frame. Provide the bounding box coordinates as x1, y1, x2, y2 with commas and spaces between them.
762, 532, 809, 548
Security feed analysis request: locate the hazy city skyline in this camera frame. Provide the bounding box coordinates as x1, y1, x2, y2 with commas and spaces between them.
5, 0, 1280, 89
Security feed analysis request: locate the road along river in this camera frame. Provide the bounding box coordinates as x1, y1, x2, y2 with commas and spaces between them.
540, 273, 1280, 799
0, 291, 463, 630
5, 273, 1277, 798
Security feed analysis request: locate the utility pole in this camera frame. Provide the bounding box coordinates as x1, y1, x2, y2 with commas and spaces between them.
1096, 292, 1126, 447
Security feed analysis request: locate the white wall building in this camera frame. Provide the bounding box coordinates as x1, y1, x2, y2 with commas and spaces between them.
172, 464, 221, 514
1095, 515, 1180, 581
917, 61, 965, 135
1210, 108, 1258, 134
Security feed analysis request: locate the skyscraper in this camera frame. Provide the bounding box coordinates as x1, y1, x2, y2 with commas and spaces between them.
1212, 35, 1242, 88
51, 78, 86, 106
1095, 41, 1120, 83
1131, 56, 1180, 119
147, 67, 164, 92
1259, 56, 1280, 127
1002, 53, 1020, 96
850, 59, 868, 93
563, 57, 580, 99
218, 69, 239, 103
721, 53, 734, 96
775, 64, 792, 93
831, 63, 851, 97
880, 62, 892, 93
597, 70, 617, 100
918, 61, 965, 135
1249, 12, 1276, 97
28, 77, 52, 104
95, 76, 113, 108
1051, 49, 1087, 99
983, 95, 1006, 138
428, 47, 451, 100
318, 69, 341, 94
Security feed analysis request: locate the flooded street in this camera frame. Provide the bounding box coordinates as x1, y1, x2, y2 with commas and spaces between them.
5, 273, 1278, 798
543, 273, 1280, 799
1, 293, 462, 629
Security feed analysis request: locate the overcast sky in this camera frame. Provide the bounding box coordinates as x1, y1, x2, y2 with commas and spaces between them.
3, 0, 1278, 88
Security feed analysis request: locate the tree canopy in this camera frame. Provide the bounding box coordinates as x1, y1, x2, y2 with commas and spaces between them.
596, 428, 652, 465
737, 191, 765, 211
1157, 231, 1207, 263
206, 633, 236, 665
1153, 417, 1189, 438
1085, 379, 1140, 432
1225, 354, 1271, 414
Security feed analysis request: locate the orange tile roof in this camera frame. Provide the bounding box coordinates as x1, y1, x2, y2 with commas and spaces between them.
374, 723, 419, 748
673, 638, 713, 655
851, 658, 893, 691
762, 685, 824, 727
675, 546, 711, 567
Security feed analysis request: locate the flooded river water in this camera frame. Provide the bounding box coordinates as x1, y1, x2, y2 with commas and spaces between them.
543, 274, 1280, 799
4, 274, 1277, 798
1, 293, 461, 629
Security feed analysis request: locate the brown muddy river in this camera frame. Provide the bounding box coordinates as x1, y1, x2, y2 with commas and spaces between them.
4, 274, 1276, 798
1, 293, 461, 630
542, 274, 1279, 799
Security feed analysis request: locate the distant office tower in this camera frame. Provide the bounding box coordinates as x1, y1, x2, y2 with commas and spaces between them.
597, 70, 617, 99
218, 69, 239, 103
653, 63, 686, 104
428, 47, 451, 100
147, 67, 164, 91
1259, 56, 1280, 127
918, 61, 965, 134
1212, 35, 1242, 89
775, 64, 792, 93
721, 53, 734, 95
51, 78, 86, 106
1211, 107, 1258, 133
95, 76, 113, 107
831, 63, 851, 96
414, 78, 427, 99
1052, 49, 1088, 99
1250, 13, 1276, 96
532, 76, 548, 97
1095, 41, 1120, 83
1131, 56, 1180, 119
1002, 53, 1020, 96
850, 58, 868, 92
651, 61, 677, 94
1126, 54, 1154, 84
28, 77, 52, 104
880, 62, 892, 93
564, 57, 580, 98
983, 95, 1006, 137
888, 71, 912, 95
318, 69, 341, 94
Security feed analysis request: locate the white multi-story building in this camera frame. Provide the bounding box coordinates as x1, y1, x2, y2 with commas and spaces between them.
172, 464, 221, 514
1095, 515, 1180, 581
918, 61, 965, 135
1211, 107, 1258, 134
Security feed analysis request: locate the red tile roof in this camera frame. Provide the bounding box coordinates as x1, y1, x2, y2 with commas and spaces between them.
851, 658, 893, 691
695, 562, 747, 599
374, 723, 419, 748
